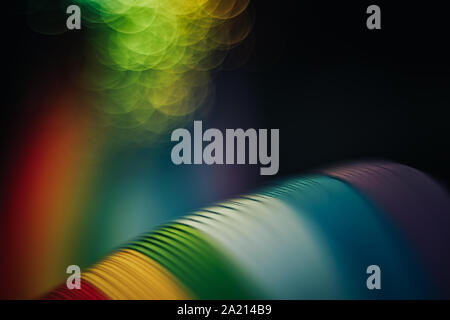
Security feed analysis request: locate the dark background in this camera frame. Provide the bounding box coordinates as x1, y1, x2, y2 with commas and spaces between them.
2, 1, 449, 189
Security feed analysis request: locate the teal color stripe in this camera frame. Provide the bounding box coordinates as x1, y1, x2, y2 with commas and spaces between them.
261, 175, 433, 299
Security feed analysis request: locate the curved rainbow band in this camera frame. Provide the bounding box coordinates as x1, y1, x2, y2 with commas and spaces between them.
46, 162, 450, 299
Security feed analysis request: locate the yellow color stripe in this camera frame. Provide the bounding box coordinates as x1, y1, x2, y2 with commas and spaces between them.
83, 249, 191, 300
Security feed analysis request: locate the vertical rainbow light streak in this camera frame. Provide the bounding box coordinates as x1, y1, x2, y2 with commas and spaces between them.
0, 87, 101, 299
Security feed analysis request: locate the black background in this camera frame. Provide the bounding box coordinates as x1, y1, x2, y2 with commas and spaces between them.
1, 1, 449, 188
1, 300, 449, 317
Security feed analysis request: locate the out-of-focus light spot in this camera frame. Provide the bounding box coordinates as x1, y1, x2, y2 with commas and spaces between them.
69, 0, 254, 143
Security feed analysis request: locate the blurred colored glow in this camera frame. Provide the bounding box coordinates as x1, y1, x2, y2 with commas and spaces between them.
75, 0, 254, 140
0, 82, 254, 299
0, 88, 101, 299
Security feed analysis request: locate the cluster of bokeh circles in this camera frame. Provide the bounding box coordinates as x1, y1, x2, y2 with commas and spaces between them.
74, 0, 253, 141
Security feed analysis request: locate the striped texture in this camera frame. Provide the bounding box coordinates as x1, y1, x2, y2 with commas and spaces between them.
46, 162, 450, 299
